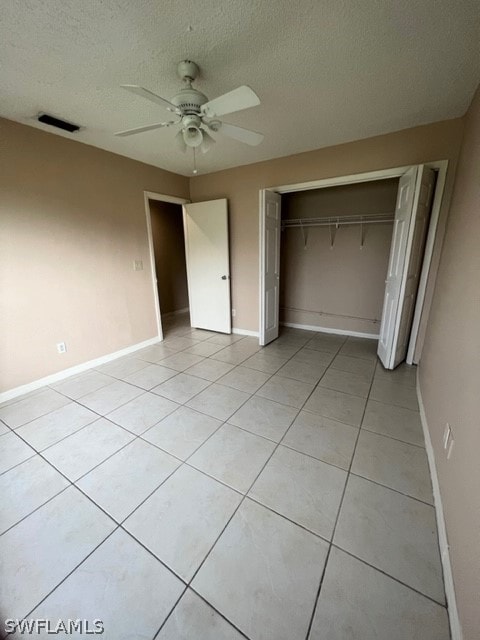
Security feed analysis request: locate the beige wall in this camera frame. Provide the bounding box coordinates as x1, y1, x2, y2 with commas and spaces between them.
280, 180, 398, 334
0, 117, 189, 392
190, 118, 464, 333
149, 200, 189, 315
419, 86, 480, 640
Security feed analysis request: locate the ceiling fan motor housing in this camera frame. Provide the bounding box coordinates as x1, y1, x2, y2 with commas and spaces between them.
171, 87, 208, 115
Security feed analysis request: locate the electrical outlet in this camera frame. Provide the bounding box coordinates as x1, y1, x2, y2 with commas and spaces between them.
56, 342, 67, 354
231, 309, 236, 317
133, 260, 143, 271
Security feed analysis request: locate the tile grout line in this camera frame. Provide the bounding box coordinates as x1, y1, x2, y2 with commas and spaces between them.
304, 343, 375, 640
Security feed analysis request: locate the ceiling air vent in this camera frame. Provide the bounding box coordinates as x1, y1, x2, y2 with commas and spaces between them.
37, 113, 80, 133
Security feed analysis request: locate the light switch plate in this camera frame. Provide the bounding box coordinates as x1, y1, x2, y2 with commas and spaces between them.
133, 260, 143, 271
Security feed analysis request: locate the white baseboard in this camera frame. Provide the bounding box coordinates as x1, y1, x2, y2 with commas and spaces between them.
416, 377, 462, 640
232, 328, 260, 338
0, 337, 161, 404
281, 321, 379, 340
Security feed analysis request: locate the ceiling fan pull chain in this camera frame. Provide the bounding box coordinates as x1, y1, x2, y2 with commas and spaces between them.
192, 147, 198, 174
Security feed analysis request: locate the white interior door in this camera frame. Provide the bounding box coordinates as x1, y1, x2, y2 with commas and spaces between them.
259, 190, 281, 345
378, 166, 435, 369
183, 199, 231, 333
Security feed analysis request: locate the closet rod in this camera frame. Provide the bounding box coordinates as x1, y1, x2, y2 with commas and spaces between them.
282, 212, 394, 229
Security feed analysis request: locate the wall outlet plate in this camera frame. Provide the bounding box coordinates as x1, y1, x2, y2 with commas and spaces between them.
133, 260, 143, 271
56, 342, 67, 354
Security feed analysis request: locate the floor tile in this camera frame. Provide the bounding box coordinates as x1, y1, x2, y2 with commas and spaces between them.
124, 465, 241, 581
153, 373, 210, 404
79, 380, 143, 414
229, 395, 298, 442
184, 341, 224, 357
304, 386, 366, 426
249, 446, 346, 539
77, 439, 179, 521
123, 363, 177, 389
97, 356, 149, 379
352, 430, 432, 502
370, 378, 419, 410
0, 487, 115, 620
260, 342, 300, 358
310, 546, 450, 640
319, 368, 371, 398
192, 499, 328, 640
241, 352, 287, 373
334, 475, 444, 603
0, 388, 70, 429
189, 424, 276, 493
136, 344, 179, 362
217, 366, 270, 393
186, 358, 235, 381
375, 362, 417, 388
143, 406, 222, 460
0, 421, 8, 435
283, 411, 358, 470
160, 352, 205, 372
339, 337, 378, 360
0, 431, 36, 474
16, 402, 98, 451
52, 370, 113, 399
42, 418, 134, 480
163, 336, 202, 350
30, 529, 184, 640
206, 333, 244, 345
276, 359, 327, 384
106, 393, 178, 435
256, 375, 314, 408
187, 384, 250, 421
293, 348, 335, 367
212, 345, 257, 365
362, 399, 424, 446
330, 354, 376, 377
0, 456, 69, 534
158, 589, 244, 640
306, 334, 345, 354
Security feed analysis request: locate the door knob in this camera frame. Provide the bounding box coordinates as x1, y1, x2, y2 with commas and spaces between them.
221, 275, 229, 280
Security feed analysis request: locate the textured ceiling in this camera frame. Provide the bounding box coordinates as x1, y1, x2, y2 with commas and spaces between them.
1, 0, 479, 176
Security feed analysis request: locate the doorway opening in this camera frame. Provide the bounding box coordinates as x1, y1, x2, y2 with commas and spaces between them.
149, 199, 190, 338
144, 192, 232, 340
259, 162, 447, 369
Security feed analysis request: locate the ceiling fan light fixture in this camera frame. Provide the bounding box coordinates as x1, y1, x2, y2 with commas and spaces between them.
183, 126, 203, 148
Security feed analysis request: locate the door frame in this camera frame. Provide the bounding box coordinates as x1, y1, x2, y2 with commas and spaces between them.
258, 160, 448, 363
144, 191, 191, 341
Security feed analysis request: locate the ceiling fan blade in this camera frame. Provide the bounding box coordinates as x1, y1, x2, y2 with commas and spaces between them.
217, 122, 264, 146
175, 129, 187, 153
114, 121, 177, 137
120, 85, 181, 114
200, 129, 216, 154
201, 85, 260, 118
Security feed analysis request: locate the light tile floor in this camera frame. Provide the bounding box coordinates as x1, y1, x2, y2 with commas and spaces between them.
0, 313, 450, 639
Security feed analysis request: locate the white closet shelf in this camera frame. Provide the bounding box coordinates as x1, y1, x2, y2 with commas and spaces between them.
281, 212, 395, 249
281, 212, 395, 229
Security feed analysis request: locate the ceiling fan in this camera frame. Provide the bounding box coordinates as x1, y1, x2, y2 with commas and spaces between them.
115, 60, 263, 171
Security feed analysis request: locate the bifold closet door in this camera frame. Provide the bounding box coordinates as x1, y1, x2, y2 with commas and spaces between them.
183, 199, 232, 334
259, 189, 282, 346
378, 165, 435, 369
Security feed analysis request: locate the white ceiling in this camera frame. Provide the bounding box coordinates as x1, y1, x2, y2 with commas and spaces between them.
1, 0, 479, 176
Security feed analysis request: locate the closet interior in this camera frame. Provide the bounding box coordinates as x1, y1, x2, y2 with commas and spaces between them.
279, 178, 399, 337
